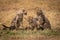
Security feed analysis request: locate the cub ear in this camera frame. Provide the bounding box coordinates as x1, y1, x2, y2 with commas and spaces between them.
23, 10, 27, 15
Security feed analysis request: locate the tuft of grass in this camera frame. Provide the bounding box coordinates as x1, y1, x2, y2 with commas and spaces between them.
0, 29, 60, 37
39, 29, 60, 36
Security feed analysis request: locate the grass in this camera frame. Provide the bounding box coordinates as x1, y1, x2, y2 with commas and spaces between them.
40, 29, 60, 36
0, 29, 60, 37
0, 29, 60, 40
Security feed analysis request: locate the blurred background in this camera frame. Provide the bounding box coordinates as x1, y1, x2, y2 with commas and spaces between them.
0, 0, 60, 29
